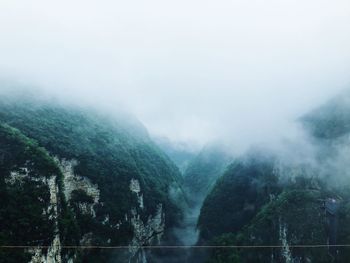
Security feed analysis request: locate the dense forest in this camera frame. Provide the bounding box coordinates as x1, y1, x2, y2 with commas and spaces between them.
0, 0, 348, 261
2, 91, 350, 263
195, 91, 350, 262
0, 94, 186, 262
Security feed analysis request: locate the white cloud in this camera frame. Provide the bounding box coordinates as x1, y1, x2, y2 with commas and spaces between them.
1, 0, 350, 148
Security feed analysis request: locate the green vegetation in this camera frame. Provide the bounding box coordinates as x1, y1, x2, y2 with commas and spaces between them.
0, 123, 79, 262
0, 96, 186, 262
206, 188, 350, 263
302, 91, 350, 140
198, 154, 280, 242
201, 163, 324, 261
183, 143, 233, 206
198, 154, 350, 262
199, 92, 350, 262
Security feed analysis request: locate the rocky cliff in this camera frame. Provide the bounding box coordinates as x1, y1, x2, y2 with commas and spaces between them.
0, 95, 186, 263
199, 91, 350, 263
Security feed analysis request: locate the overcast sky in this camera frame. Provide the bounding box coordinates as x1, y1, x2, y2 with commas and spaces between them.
1, 0, 350, 150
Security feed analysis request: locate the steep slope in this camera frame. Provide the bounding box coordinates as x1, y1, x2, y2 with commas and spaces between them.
198, 91, 350, 262
199, 154, 350, 262
169, 143, 233, 251
197, 152, 281, 242
209, 186, 350, 263
0, 123, 78, 263
0, 95, 186, 262
153, 136, 197, 173
183, 143, 233, 206
302, 91, 350, 140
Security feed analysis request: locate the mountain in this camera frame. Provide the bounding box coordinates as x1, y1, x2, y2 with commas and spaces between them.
0, 123, 77, 263
0, 94, 186, 263
152, 136, 198, 173
207, 186, 350, 263
198, 91, 350, 262
162, 142, 234, 261
302, 91, 350, 140
183, 143, 234, 206
197, 152, 280, 242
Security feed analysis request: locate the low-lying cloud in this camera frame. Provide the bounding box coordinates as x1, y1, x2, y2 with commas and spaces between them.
1, 0, 350, 150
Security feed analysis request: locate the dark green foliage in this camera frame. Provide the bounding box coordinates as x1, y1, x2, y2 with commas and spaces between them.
207, 234, 241, 263
183, 144, 233, 206
239, 190, 329, 262
200, 90, 350, 262
207, 189, 350, 262
0, 96, 186, 261
0, 99, 184, 225
0, 124, 56, 260
198, 154, 281, 241
302, 91, 350, 140
198, 148, 350, 262
71, 189, 94, 203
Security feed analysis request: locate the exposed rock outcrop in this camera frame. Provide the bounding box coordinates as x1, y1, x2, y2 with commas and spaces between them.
57, 159, 100, 217
128, 179, 165, 263
29, 176, 62, 263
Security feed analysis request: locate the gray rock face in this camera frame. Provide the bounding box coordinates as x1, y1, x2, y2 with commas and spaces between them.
4, 160, 168, 263
3, 164, 63, 263
279, 218, 292, 263
20, 173, 63, 263
58, 159, 100, 217
128, 179, 165, 263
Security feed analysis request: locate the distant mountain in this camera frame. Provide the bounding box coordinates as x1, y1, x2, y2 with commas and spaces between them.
183, 143, 233, 206
152, 136, 198, 173
198, 91, 350, 262
0, 93, 186, 262
197, 152, 280, 242
302, 90, 350, 140
169, 142, 233, 256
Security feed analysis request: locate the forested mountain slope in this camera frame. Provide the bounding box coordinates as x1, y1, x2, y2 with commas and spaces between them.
170, 143, 233, 253
183, 143, 233, 207
153, 136, 197, 173
197, 152, 280, 242
302, 91, 350, 140
0, 95, 186, 263
198, 91, 350, 263
0, 123, 77, 263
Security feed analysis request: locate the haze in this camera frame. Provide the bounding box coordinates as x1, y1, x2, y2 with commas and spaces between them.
1, 0, 350, 150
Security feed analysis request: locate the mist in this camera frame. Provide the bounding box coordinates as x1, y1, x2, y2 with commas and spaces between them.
2, 2, 350, 263
1, 0, 350, 151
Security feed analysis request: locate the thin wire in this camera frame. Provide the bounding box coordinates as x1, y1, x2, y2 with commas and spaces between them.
1, 244, 350, 249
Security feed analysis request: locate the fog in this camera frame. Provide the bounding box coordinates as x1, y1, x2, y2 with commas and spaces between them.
1, 0, 350, 150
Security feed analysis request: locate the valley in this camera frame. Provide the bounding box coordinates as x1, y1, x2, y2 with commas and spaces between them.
2, 91, 350, 262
